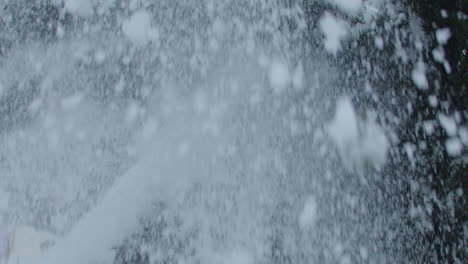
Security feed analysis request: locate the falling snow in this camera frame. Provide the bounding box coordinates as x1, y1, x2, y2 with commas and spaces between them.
0, 1, 465, 263
320, 12, 349, 55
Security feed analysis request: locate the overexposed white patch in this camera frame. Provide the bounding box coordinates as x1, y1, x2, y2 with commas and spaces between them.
327, 97, 389, 173
122, 10, 159, 46
320, 12, 348, 55
440, 9, 448, 18
445, 138, 463, 157
327, 97, 359, 157
360, 112, 390, 168
432, 47, 452, 74
438, 114, 458, 136
435, 28, 451, 45
269, 60, 291, 94
428, 95, 438, 107
411, 60, 429, 90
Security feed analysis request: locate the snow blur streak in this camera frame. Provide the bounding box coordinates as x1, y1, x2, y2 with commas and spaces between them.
39, 161, 154, 264
39, 112, 219, 264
